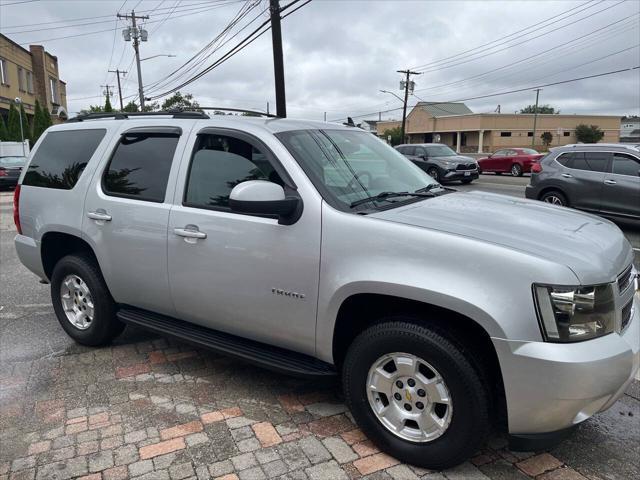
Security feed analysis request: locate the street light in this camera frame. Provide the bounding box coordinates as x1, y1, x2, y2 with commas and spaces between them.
379, 89, 404, 103
140, 54, 176, 62
13, 97, 26, 157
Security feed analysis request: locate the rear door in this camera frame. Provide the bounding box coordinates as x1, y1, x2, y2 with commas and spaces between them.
601, 152, 640, 218
83, 126, 188, 316
558, 151, 610, 212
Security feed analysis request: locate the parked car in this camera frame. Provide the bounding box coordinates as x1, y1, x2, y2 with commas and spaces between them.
395, 143, 478, 184
14, 112, 639, 469
0, 155, 27, 189
478, 148, 544, 176
525, 144, 640, 220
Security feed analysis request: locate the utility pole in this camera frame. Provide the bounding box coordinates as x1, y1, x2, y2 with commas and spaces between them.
108, 69, 127, 110
101, 84, 115, 103
269, 0, 286, 118
531, 88, 541, 148
397, 69, 421, 143
118, 10, 149, 110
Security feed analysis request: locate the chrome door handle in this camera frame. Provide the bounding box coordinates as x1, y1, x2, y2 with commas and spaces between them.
604, 179, 617, 185
561, 173, 572, 178
87, 211, 112, 221
173, 227, 207, 239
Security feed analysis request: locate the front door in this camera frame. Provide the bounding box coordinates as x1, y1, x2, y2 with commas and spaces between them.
167, 130, 321, 355
601, 152, 640, 218
83, 126, 186, 316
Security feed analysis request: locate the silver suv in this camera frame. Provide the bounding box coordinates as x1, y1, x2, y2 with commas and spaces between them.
13, 112, 639, 469
525, 144, 640, 220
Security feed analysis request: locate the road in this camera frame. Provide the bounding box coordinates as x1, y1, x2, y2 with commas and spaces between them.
1, 185, 639, 480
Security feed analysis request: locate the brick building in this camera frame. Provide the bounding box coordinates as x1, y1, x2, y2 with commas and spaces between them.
0, 34, 68, 126
376, 102, 621, 153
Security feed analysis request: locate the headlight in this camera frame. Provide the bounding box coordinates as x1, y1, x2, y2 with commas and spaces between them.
442, 161, 455, 168
533, 283, 615, 342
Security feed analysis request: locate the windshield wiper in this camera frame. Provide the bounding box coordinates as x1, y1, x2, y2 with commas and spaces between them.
350, 190, 435, 208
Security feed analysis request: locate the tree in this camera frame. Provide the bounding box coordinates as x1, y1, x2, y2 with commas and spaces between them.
0, 115, 8, 141
382, 126, 403, 146
104, 94, 114, 113
6, 103, 23, 142
575, 124, 604, 143
160, 91, 200, 111
122, 101, 139, 112
31, 100, 48, 145
520, 104, 559, 114
540, 131, 553, 148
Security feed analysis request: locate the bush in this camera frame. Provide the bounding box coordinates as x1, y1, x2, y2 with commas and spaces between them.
575, 124, 604, 143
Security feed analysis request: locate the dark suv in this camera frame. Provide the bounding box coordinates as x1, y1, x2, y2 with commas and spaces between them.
395, 143, 478, 184
525, 144, 640, 220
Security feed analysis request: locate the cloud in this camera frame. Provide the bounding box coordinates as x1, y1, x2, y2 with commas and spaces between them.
2, 0, 638, 119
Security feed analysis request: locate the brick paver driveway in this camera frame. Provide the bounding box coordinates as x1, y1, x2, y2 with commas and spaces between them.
1, 191, 639, 480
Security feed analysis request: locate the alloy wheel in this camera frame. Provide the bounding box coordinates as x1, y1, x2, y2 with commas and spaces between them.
543, 195, 564, 206
60, 274, 95, 330
366, 352, 453, 443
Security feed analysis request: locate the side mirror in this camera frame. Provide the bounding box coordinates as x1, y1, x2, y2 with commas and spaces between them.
229, 180, 302, 225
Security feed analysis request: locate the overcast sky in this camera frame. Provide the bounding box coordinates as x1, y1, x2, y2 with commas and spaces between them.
2, 0, 639, 121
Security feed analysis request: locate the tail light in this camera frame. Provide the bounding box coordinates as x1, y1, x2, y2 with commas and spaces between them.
0, 168, 7, 177
13, 184, 22, 234
531, 163, 543, 174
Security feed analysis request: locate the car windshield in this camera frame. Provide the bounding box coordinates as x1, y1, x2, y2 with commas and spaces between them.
521, 148, 539, 155
0, 156, 27, 166
276, 129, 441, 211
425, 145, 457, 157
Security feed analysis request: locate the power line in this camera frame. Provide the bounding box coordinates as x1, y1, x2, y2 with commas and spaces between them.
329, 66, 640, 122
1, 0, 40, 6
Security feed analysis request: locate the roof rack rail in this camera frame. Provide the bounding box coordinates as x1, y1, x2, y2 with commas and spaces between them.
197, 107, 279, 118
67, 110, 210, 123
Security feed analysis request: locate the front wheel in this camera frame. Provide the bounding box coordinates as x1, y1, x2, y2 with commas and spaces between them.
51, 254, 125, 346
342, 320, 490, 469
426, 167, 440, 182
540, 190, 568, 207
510, 164, 523, 177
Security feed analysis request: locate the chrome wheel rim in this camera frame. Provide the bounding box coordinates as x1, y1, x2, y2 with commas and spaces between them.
366, 352, 453, 443
543, 195, 563, 205
60, 274, 94, 330
427, 169, 438, 180
511, 165, 520, 176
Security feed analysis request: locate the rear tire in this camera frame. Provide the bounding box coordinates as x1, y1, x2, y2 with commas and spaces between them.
342, 319, 490, 469
511, 164, 523, 177
540, 190, 568, 207
51, 254, 125, 346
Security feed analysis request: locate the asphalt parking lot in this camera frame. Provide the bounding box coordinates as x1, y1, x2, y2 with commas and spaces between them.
1, 182, 639, 480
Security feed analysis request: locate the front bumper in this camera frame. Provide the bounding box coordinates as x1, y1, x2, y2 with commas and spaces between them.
442, 169, 479, 182
493, 292, 639, 435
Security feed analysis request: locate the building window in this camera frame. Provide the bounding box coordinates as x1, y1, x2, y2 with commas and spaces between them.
26, 71, 33, 93
500, 132, 512, 137
527, 132, 533, 137
0, 58, 8, 85
18, 67, 26, 92
563, 131, 570, 137
49, 77, 59, 104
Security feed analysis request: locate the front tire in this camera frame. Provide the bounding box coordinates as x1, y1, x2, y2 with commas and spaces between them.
510, 164, 523, 177
51, 254, 125, 346
540, 190, 568, 207
343, 319, 489, 469
426, 167, 440, 182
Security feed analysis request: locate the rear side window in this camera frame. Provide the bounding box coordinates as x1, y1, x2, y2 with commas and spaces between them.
572, 152, 610, 172
612, 153, 640, 176
23, 129, 106, 189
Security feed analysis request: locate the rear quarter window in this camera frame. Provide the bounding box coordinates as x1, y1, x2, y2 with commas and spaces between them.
22, 129, 106, 189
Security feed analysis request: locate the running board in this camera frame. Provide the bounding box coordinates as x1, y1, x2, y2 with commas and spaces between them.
117, 307, 336, 377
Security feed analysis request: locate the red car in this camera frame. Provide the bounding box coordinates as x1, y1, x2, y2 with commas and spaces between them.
477, 148, 545, 176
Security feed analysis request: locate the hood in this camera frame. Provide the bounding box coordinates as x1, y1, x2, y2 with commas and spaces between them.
372, 191, 632, 284
429, 155, 475, 164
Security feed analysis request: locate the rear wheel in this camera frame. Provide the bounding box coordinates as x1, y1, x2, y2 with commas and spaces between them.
510, 164, 523, 177
342, 319, 490, 469
540, 190, 568, 207
51, 254, 125, 346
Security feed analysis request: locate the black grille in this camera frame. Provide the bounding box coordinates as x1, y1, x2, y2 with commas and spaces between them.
621, 300, 633, 332
456, 163, 477, 171
617, 265, 633, 293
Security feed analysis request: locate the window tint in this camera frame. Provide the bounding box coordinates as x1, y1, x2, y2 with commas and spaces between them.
612, 153, 640, 176
555, 152, 575, 167
184, 134, 282, 210
23, 129, 106, 190
571, 152, 610, 172
103, 133, 179, 202
415, 147, 426, 156
403, 146, 415, 155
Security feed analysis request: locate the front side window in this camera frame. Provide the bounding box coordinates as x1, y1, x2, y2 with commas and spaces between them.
611, 153, 640, 176
184, 134, 282, 210
23, 129, 106, 190
103, 133, 179, 202
492, 150, 506, 157
521, 148, 538, 155
424, 145, 456, 157
277, 129, 439, 211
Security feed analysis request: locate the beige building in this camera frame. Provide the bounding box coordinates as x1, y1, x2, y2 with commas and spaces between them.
377, 102, 621, 153
0, 34, 68, 126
